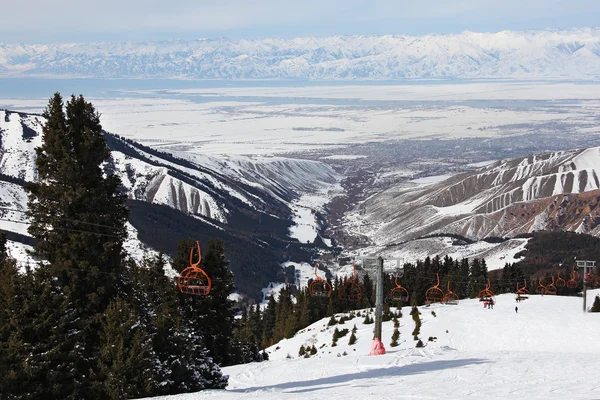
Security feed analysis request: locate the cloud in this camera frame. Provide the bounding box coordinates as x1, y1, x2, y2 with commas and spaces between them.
1, 0, 599, 42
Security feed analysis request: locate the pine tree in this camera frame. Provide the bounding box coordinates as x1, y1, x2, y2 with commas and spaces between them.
591, 295, 600, 312
0, 231, 27, 396
98, 298, 154, 399
132, 255, 227, 394
390, 327, 400, 347
22, 93, 129, 398
348, 330, 357, 345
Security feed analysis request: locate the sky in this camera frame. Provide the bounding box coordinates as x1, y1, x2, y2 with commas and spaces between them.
2, 0, 600, 43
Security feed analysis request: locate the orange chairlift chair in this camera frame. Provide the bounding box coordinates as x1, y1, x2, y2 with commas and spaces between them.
516, 280, 529, 301
585, 271, 594, 288
556, 272, 566, 288
178, 241, 212, 295
338, 264, 362, 302
442, 280, 459, 305
390, 274, 409, 304
535, 278, 546, 295
425, 273, 444, 305
309, 262, 332, 298
545, 276, 557, 295
478, 279, 495, 303
566, 270, 579, 289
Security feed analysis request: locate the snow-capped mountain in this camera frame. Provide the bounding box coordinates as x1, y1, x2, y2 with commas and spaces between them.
0, 109, 340, 298
355, 147, 600, 246
2, 28, 600, 80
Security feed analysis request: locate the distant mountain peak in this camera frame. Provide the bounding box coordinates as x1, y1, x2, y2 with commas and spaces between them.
2, 27, 600, 80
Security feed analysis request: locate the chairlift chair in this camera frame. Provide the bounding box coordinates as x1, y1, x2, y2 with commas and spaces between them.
309, 262, 332, 298
585, 272, 594, 288
566, 271, 579, 289
442, 280, 459, 305
545, 276, 557, 295
338, 264, 362, 302
425, 273, 444, 305
390, 274, 409, 304
555, 272, 566, 288
516, 280, 529, 301
535, 279, 546, 295
478, 279, 495, 303
177, 241, 212, 295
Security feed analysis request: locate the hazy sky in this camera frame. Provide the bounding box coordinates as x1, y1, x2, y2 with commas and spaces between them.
2, 0, 600, 43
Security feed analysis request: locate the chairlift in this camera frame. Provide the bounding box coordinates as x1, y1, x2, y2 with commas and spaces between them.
442, 280, 459, 305
566, 271, 579, 289
425, 273, 444, 305
390, 274, 409, 304
309, 262, 332, 298
177, 241, 211, 296
535, 278, 546, 295
338, 264, 362, 302
555, 272, 566, 288
545, 276, 557, 295
516, 280, 529, 301
478, 279, 495, 303
585, 271, 594, 288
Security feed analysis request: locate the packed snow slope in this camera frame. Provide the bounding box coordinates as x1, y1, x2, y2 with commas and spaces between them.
2, 28, 600, 80
150, 290, 600, 400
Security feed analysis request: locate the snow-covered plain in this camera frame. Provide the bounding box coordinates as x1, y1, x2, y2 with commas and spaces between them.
150, 289, 600, 400
2, 82, 600, 157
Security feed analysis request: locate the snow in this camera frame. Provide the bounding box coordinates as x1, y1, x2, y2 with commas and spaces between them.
3, 28, 600, 80
147, 290, 600, 400
409, 173, 456, 186
288, 186, 342, 244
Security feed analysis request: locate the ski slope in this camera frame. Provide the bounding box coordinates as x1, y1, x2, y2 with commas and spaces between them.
149, 289, 600, 400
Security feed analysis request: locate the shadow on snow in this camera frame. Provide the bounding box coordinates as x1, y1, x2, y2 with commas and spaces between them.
229, 357, 489, 394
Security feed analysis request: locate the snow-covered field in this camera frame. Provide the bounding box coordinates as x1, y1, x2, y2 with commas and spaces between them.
150, 289, 600, 400
2, 82, 600, 157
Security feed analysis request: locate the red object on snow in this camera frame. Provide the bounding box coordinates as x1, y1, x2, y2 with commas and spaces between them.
370, 338, 386, 356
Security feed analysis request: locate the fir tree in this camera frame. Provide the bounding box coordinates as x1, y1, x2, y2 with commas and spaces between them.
23, 93, 129, 398
348, 331, 357, 345
98, 298, 154, 399
390, 328, 400, 347
591, 295, 600, 312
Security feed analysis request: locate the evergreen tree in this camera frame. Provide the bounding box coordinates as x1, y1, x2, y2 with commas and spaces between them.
22, 93, 129, 398
0, 231, 27, 397
97, 298, 154, 399
591, 295, 600, 312
390, 328, 400, 347
132, 255, 228, 394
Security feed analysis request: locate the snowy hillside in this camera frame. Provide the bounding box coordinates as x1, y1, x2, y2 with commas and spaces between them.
353, 147, 600, 246
149, 290, 600, 399
2, 28, 600, 80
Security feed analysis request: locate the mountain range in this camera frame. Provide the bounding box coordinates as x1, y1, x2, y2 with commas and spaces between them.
2, 28, 600, 80
0, 109, 339, 299
354, 147, 600, 256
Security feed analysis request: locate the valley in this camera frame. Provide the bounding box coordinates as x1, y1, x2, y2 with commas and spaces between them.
1, 81, 600, 295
